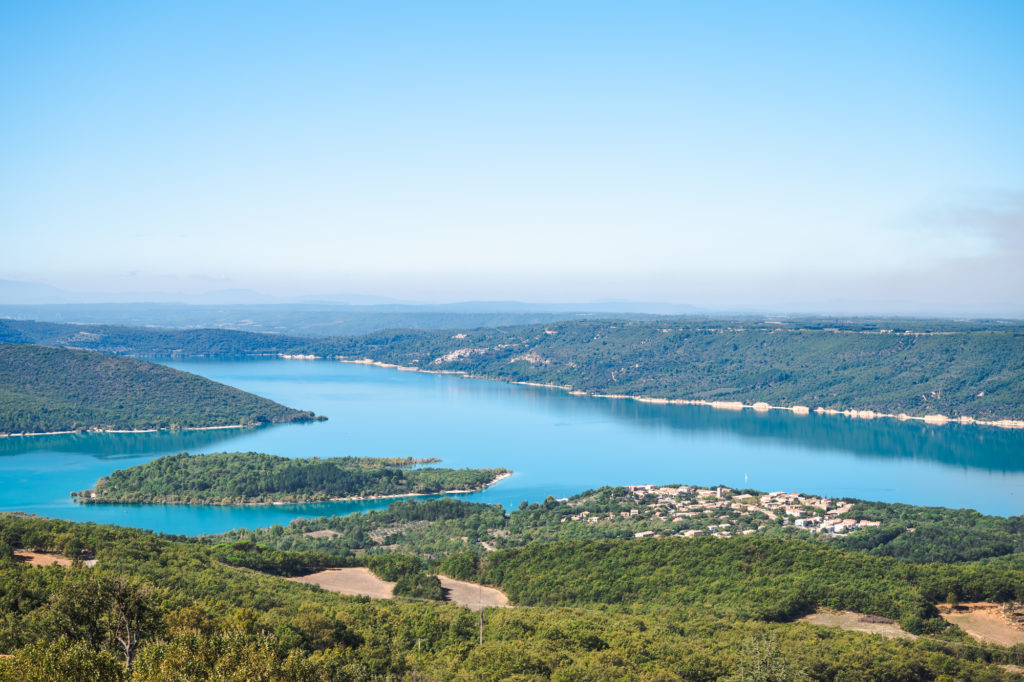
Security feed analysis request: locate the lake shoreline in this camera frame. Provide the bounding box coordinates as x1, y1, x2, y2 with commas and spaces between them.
332, 357, 1024, 430
0, 423, 253, 438
0, 415, 326, 439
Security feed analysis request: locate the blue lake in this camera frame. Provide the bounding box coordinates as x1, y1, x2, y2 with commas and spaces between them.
1, 357, 1023, 535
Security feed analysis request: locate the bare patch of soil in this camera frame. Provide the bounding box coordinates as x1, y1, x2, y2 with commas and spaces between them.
287, 569, 511, 608
13, 551, 72, 567
302, 529, 340, 539
939, 603, 1024, 647
439, 576, 510, 609
289, 568, 395, 599
798, 610, 915, 639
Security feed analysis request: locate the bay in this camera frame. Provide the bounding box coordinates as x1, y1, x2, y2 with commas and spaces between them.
1, 357, 1022, 535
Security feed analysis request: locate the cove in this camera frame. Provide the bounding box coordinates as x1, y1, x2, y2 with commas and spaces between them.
1, 357, 1022, 535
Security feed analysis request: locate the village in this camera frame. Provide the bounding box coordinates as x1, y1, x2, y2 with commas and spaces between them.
558, 484, 883, 540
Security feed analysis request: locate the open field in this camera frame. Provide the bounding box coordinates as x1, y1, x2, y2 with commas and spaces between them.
798, 610, 916, 639
439, 576, 511, 609
13, 551, 72, 567
289, 567, 395, 599
939, 603, 1024, 647
288, 568, 511, 608
302, 529, 340, 539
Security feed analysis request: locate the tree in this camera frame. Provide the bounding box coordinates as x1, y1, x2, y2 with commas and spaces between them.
728, 632, 806, 682
106, 576, 161, 671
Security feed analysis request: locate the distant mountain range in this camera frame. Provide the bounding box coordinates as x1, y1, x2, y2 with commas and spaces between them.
0, 278, 697, 313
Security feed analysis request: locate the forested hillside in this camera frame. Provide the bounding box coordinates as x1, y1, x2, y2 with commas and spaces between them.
75, 452, 509, 505
3, 317, 1023, 420
0, 320, 306, 356
312, 319, 1024, 421
216, 486, 1024, 565
1, 514, 1022, 680
479, 536, 1024, 628
0, 344, 320, 434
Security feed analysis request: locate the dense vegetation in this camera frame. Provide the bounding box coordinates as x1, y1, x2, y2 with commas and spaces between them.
480, 537, 1023, 629
214, 486, 1024, 567
0, 320, 309, 356
253, 489, 1024, 628
311, 319, 1024, 421
0, 343, 320, 434
209, 541, 356, 577
4, 316, 1023, 420
836, 500, 1024, 563
3, 514, 1024, 680
76, 452, 510, 505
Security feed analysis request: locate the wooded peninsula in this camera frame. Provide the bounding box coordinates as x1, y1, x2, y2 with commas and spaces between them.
0, 343, 321, 435
73, 451, 510, 505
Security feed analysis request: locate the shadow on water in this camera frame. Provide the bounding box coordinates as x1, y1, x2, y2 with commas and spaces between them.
455, 380, 1024, 474
602, 399, 1024, 473
0, 425, 272, 459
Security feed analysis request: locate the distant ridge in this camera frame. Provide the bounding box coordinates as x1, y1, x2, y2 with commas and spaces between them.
2, 316, 1022, 422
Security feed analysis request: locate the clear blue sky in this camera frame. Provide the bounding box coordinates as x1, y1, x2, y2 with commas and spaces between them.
1, 1, 1022, 313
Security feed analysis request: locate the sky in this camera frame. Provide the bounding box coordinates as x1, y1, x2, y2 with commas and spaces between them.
1, 1, 1022, 315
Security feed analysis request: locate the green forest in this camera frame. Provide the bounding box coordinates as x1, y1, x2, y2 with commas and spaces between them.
311, 320, 1024, 422
212, 486, 1024, 566
0, 343, 320, 434
1, 513, 1023, 680
3, 316, 1023, 420
75, 452, 509, 505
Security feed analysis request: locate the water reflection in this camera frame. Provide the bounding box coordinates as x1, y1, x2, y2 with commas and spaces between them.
404, 371, 1024, 474
0, 426, 267, 459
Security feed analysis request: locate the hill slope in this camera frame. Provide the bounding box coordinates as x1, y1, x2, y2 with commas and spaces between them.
312, 319, 1024, 422
2, 514, 1023, 679
3, 317, 1024, 421
0, 343, 321, 434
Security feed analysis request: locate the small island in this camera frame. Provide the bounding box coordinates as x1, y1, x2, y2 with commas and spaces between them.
73, 451, 511, 505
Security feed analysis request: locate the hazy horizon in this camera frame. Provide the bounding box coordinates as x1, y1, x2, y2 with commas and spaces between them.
2, 2, 1022, 317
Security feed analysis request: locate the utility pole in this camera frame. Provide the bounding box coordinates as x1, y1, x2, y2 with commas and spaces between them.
478, 582, 484, 644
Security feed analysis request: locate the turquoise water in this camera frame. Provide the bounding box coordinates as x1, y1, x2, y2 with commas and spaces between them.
2, 357, 1023, 535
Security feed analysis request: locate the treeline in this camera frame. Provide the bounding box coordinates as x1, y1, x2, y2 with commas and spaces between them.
2, 514, 1022, 680
209, 541, 356, 576
0, 320, 308, 356
0, 344, 320, 434
4, 317, 1024, 420
76, 451, 509, 505
0, 304, 592, 337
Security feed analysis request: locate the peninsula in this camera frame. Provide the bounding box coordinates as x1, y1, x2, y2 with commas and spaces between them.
0, 343, 322, 435
73, 451, 511, 505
